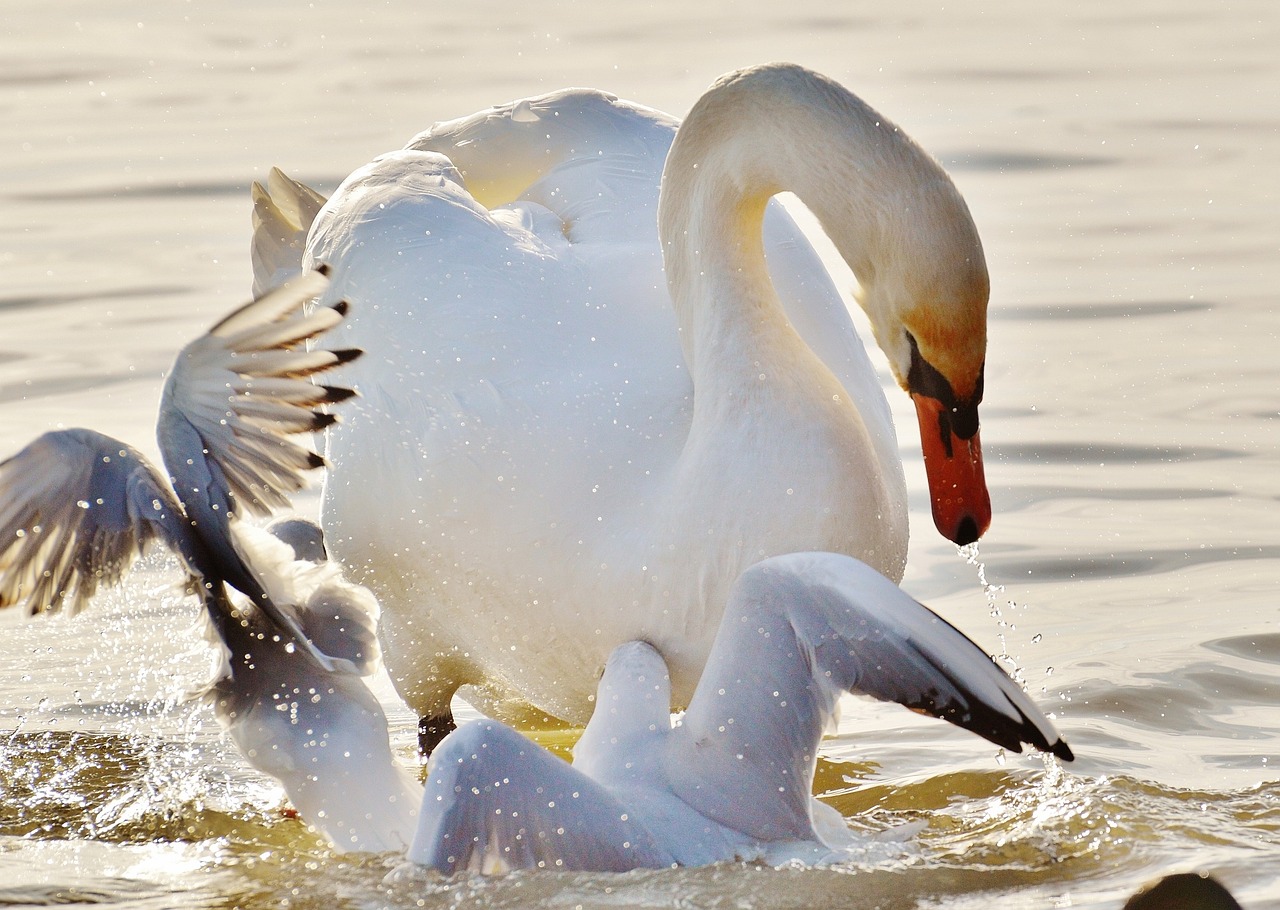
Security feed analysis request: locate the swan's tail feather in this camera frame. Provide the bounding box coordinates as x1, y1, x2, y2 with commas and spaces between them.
251, 168, 328, 297
0, 429, 190, 615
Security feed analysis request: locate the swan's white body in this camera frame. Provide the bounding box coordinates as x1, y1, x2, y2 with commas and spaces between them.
254, 63, 992, 731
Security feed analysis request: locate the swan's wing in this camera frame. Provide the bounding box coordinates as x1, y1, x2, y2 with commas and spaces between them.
0, 429, 189, 615
669, 552, 1072, 842
410, 719, 673, 874
251, 168, 329, 296
407, 87, 677, 241
413, 84, 901, 505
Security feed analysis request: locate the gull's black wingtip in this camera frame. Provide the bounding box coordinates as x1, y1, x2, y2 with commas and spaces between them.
1050, 739, 1074, 762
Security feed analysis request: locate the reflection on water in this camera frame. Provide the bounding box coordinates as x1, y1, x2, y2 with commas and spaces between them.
3, 0, 1279, 906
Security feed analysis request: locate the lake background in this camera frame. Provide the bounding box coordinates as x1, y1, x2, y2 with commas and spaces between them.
2, 0, 1278, 907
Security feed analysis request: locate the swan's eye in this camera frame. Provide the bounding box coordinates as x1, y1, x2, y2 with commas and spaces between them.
904, 330, 982, 441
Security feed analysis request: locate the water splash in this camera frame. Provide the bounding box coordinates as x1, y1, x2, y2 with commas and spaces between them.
958, 542, 1027, 688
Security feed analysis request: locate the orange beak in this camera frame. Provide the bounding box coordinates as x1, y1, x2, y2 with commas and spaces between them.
912, 393, 991, 545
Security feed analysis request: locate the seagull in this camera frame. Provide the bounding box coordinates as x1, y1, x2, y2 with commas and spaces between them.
410, 551, 1072, 872
0, 270, 421, 852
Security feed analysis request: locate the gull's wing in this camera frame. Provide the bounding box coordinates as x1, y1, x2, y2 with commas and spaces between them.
251, 168, 328, 296
158, 266, 358, 523
410, 719, 674, 874
0, 429, 190, 614
669, 552, 1072, 843
155, 267, 362, 668
0, 271, 356, 619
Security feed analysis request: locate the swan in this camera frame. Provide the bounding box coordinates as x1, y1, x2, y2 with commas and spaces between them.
0, 271, 421, 851
251, 63, 993, 750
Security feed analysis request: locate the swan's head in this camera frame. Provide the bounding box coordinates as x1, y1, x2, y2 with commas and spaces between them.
858, 175, 991, 546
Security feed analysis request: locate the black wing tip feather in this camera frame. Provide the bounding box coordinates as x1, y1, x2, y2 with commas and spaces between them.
311, 412, 339, 431
921, 686, 1074, 762
330, 299, 349, 317
903, 603, 1075, 762
332, 347, 362, 365
315, 262, 331, 278
321, 385, 357, 404
976, 703, 1074, 762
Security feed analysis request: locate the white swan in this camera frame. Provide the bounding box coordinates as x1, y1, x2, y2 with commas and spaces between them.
0, 272, 421, 852
252, 63, 993, 749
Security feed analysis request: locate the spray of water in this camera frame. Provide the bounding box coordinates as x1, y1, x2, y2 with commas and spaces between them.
957, 542, 1027, 688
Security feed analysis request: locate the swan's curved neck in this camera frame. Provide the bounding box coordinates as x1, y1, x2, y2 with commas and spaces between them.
658, 64, 986, 392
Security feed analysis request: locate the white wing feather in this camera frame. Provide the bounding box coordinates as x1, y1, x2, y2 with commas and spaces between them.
411, 719, 674, 873
158, 268, 357, 519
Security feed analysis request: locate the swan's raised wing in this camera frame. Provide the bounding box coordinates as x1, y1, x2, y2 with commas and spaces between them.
411, 719, 673, 874
0, 430, 190, 615
669, 552, 1072, 843
407, 88, 677, 239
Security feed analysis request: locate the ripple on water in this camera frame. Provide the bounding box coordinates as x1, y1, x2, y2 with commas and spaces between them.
989, 441, 1246, 466
994, 300, 1216, 321
1204, 633, 1280, 665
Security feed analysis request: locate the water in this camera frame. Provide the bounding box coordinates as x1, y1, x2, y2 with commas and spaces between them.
2, 0, 1278, 906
